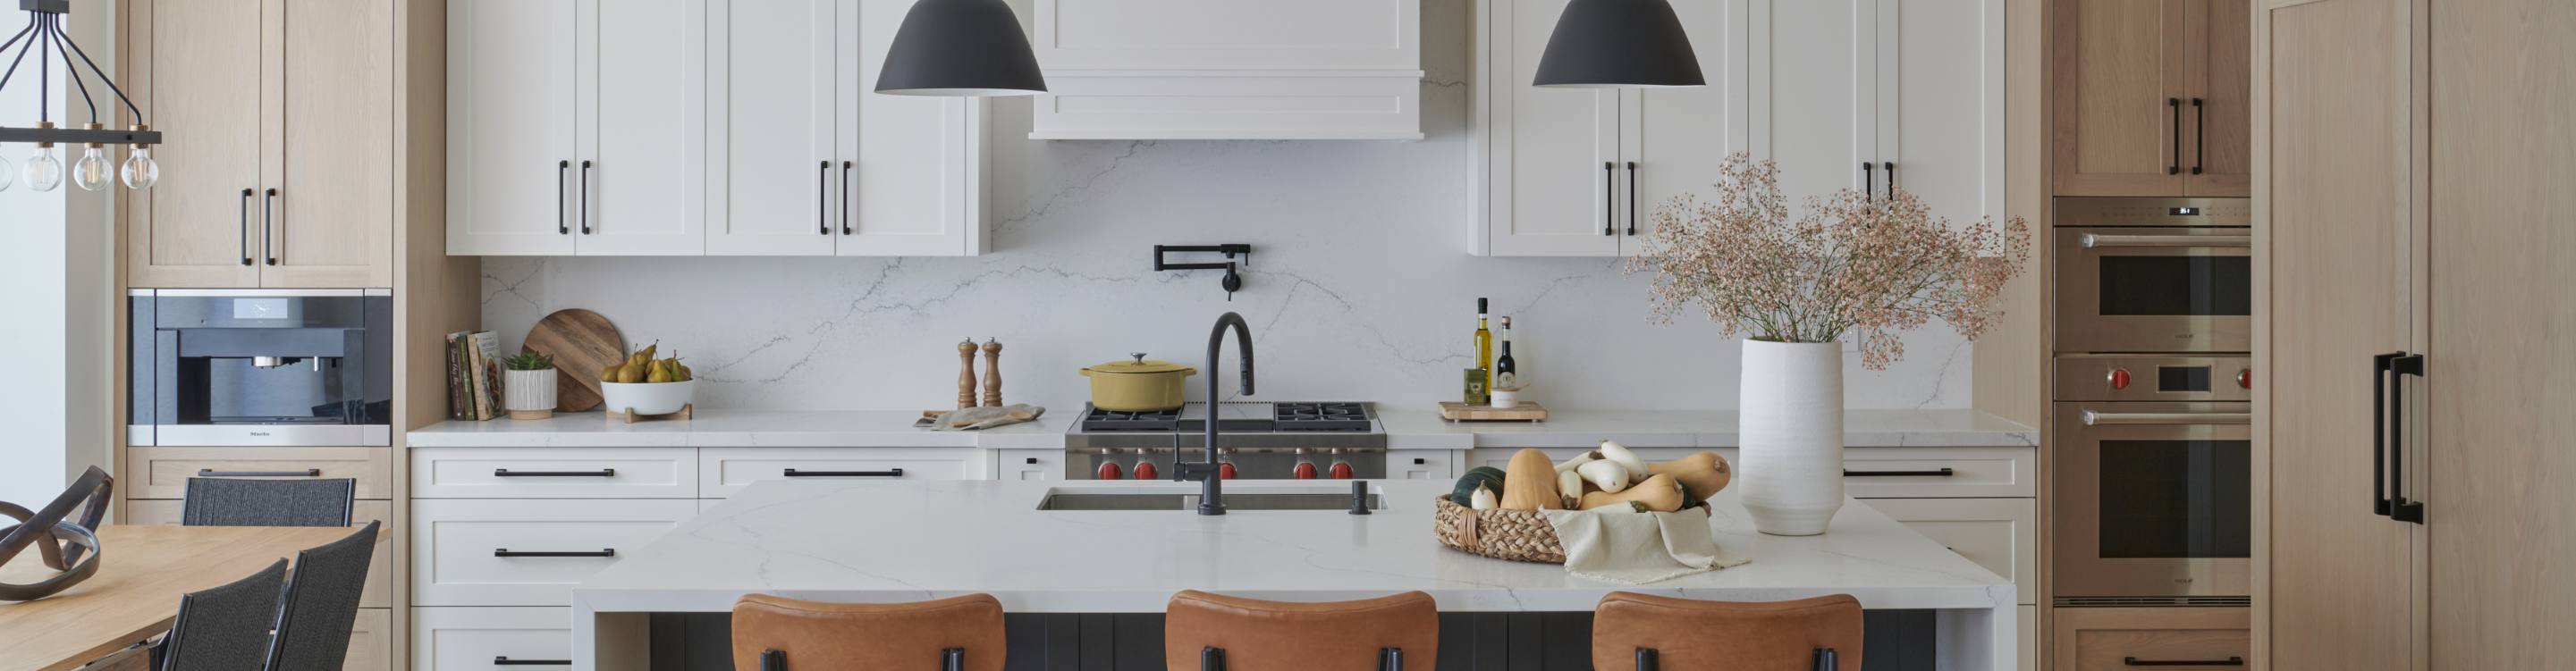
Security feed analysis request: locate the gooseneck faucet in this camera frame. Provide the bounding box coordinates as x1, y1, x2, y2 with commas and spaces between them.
1177, 312, 1255, 515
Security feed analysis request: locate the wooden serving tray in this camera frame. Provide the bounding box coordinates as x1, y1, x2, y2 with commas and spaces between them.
1439, 401, 1549, 422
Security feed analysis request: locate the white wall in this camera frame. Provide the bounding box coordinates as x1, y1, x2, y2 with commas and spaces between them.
0, 6, 116, 507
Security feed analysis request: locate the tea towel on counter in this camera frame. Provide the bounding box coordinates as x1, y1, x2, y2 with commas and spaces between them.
1541, 507, 1749, 583
925, 405, 1047, 431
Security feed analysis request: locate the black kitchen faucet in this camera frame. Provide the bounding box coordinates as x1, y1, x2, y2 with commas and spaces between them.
1175, 312, 1254, 515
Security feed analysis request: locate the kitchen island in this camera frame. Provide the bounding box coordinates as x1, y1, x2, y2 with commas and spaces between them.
566, 479, 2014, 669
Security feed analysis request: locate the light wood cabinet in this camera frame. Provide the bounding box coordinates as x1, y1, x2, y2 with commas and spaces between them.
126, 0, 394, 289
2051, 0, 2246, 197
2054, 607, 2247, 670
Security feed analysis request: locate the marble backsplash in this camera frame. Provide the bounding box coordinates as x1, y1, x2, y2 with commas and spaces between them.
477, 0, 1983, 412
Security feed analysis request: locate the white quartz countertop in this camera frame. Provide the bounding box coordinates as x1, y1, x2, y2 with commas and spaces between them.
571, 479, 2014, 614
409, 407, 2033, 450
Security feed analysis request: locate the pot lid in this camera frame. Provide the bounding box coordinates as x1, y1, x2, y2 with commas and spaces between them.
1085, 352, 1195, 375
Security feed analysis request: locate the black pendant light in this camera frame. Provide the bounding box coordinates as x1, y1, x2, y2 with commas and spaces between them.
1532, 0, 1704, 88
874, 0, 1047, 96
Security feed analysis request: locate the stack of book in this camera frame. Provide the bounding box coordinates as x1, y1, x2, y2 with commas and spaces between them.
447, 331, 503, 421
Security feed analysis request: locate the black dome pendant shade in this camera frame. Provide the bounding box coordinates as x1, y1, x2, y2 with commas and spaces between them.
874, 0, 1048, 96
1532, 0, 1705, 88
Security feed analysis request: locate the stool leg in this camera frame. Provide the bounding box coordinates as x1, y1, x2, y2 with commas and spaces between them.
1379, 647, 1403, 671
1202, 646, 1226, 671
942, 648, 964, 671
1634, 647, 1659, 671
1812, 647, 1838, 671
759, 650, 785, 671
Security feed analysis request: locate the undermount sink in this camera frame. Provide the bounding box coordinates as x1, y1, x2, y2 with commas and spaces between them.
1037, 488, 1381, 512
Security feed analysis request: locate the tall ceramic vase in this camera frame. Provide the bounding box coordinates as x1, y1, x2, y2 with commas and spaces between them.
1737, 339, 1845, 535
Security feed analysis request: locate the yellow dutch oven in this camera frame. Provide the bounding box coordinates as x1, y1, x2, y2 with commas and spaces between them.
1080, 353, 1196, 412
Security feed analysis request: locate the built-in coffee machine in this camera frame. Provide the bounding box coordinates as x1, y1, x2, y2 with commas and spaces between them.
128, 289, 393, 447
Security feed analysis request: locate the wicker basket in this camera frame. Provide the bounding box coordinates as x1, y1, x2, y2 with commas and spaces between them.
1431, 495, 1567, 563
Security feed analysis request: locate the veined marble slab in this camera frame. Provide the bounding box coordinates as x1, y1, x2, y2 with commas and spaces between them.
1379, 408, 2040, 449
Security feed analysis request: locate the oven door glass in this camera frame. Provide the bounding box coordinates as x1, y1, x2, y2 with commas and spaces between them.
2053, 402, 2253, 598
2097, 438, 2251, 558
2057, 227, 2253, 353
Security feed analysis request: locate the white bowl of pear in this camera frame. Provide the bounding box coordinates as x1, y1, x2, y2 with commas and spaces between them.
598, 342, 694, 415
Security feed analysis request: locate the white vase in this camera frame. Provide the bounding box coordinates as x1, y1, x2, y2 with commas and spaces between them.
1737, 340, 1845, 535
504, 369, 558, 419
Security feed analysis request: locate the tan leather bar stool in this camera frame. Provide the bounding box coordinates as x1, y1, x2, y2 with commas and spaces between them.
730, 593, 1007, 671
1591, 592, 1863, 671
1164, 590, 1439, 671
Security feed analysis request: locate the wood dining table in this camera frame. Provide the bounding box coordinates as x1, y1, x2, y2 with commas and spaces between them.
0, 524, 351, 671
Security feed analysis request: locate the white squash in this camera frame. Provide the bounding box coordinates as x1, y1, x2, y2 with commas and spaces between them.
1596, 440, 1650, 480
1576, 458, 1632, 493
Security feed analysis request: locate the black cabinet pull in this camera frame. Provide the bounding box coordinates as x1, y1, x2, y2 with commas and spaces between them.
2388, 353, 2425, 524
493, 549, 615, 558
840, 160, 854, 235
494, 468, 616, 478
2166, 98, 2183, 175
494, 657, 573, 666
261, 188, 278, 265
1601, 162, 1615, 236
1842, 467, 1955, 478
2191, 97, 2207, 175
2124, 657, 2243, 667
1881, 161, 1896, 198
2371, 352, 2398, 516
1862, 162, 1874, 201
1412, 457, 1426, 466
198, 469, 320, 478
557, 160, 570, 234
1025, 457, 1040, 465
239, 188, 256, 265
782, 468, 903, 478
1624, 161, 1638, 236
817, 160, 831, 235
578, 160, 593, 234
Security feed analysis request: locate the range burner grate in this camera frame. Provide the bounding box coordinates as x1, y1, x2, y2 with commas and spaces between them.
1270, 402, 1374, 432
1078, 407, 1183, 432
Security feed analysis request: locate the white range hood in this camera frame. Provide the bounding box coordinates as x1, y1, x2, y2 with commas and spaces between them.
1032, 0, 1423, 140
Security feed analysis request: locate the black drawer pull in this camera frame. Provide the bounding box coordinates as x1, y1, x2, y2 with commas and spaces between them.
198, 469, 320, 478
494, 657, 573, 666
2124, 657, 2243, 667
782, 468, 904, 478
1412, 457, 1427, 466
494, 468, 617, 478
1025, 457, 1040, 465
1841, 467, 1955, 478
494, 549, 615, 558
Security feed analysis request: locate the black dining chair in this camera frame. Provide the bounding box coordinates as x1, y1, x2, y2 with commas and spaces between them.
156, 559, 289, 671
265, 521, 378, 670
179, 478, 355, 527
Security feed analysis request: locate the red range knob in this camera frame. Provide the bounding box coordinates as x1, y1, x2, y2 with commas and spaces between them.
1131, 461, 1159, 481
1292, 462, 1319, 480
1330, 462, 1356, 480
2107, 367, 2133, 390
1218, 463, 1237, 480
2237, 369, 2254, 390
1095, 462, 1124, 481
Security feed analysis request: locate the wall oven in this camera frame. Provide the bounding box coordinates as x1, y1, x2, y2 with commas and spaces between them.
129, 289, 393, 447
2053, 355, 2252, 602
2055, 197, 2252, 353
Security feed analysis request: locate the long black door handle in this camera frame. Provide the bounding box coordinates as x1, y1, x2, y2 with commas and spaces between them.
2372, 352, 2398, 517
840, 160, 854, 235
493, 549, 616, 558
2167, 98, 2183, 175
1601, 162, 1615, 236
493, 468, 616, 477
2124, 657, 2243, 667
261, 188, 278, 265
818, 160, 831, 235
557, 160, 570, 234
578, 160, 593, 234
2191, 98, 2207, 175
2388, 353, 2425, 524
240, 188, 255, 265
1882, 161, 1896, 198
1624, 162, 1638, 236
1842, 467, 1955, 478
198, 469, 321, 478
782, 468, 904, 478
1862, 162, 1874, 201
494, 658, 573, 666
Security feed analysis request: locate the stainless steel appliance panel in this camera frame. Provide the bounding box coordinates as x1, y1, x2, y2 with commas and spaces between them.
2056, 226, 2253, 353
129, 289, 393, 446
2054, 401, 2252, 599
2055, 355, 2255, 403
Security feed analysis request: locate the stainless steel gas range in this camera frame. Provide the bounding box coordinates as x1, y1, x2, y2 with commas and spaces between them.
1062, 401, 1388, 480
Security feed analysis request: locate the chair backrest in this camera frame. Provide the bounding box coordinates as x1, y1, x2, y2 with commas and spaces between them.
266, 521, 379, 670
160, 559, 287, 671
730, 593, 1007, 671
1163, 590, 1439, 671
1591, 592, 1864, 671
180, 478, 355, 527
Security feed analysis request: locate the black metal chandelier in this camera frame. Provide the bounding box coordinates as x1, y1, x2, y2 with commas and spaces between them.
0, 0, 159, 193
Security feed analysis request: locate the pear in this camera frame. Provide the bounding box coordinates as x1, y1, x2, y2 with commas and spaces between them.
646, 359, 673, 383
616, 360, 646, 383
636, 341, 659, 363
598, 363, 621, 382
673, 361, 693, 382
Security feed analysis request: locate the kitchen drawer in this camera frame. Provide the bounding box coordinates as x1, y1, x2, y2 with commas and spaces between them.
994, 449, 1061, 482
125, 499, 398, 608
124, 446, 392, 499
411, 499, 696, 606
411, 447, 697, 499
1857, 498, 2038, 603
1395, 450, 1463, 481
413, 607, 571, 670
699, 448, 976, 498
346, 608, 392, 671
2053, 607, 2249, 671
1838, 447, 2035, 498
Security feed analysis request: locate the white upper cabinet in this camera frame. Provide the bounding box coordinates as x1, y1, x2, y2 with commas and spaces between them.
578, 0, 709, 256
1032, 0, 1423, 139
708, 0, 842, 256
448, 0, 579, 256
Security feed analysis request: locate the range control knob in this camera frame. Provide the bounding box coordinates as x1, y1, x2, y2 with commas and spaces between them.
1095, 461, 1124, 481
1131, 461, 1159, 481
1292, 461, 1319, 480
1218, 463, 1237, 480
2237, 369, 2254, 390
1330, 462, 1356, 480
2107, 367, 2133, 390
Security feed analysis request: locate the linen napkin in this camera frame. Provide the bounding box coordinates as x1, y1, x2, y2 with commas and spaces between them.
924, 404, 1047, 431
1540, 507, 1749, 583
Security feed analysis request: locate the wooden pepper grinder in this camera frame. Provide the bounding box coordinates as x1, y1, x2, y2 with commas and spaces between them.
980, 339, 1003, 407
956, 338, 979, 409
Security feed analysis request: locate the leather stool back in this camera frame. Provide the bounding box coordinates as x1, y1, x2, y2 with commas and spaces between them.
1591, 592, 1862, 671
1164, 590, 1438, 671
730, 593, 1007, 671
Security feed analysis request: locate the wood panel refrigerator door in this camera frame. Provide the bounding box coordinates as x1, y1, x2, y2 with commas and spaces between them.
2183, 0, 2251, 197
1881, 0, 2003, 229
447, 0, 578, 256
706, 0, 838, 256
2259, 1, 2414, 667
1482, 0, 1619, 257
577, 0, 707, 256
126, 0, 263, 288
2426, 0, 2576, 667
845, 0, 977, 256
2050, 0, 2189, 196
1757, 0, 1876, 211
264, 0, 394, 288
1623, 0, 1744, 252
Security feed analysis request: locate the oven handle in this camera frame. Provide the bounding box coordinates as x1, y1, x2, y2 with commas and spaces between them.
2080, 410, 2252, 426
2079, 233, 2252, 248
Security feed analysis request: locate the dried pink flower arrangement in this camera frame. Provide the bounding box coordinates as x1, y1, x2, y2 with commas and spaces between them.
1626, 153, 2031, 370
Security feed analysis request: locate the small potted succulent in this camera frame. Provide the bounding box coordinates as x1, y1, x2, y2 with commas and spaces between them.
502, 351, 559, 420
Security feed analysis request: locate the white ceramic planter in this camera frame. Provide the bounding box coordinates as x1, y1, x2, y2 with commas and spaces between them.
503, 369, 557, 419
1736, 340, 1845, 535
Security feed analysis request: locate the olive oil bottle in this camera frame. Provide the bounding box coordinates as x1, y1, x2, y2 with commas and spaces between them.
1473, 298, 1493, 373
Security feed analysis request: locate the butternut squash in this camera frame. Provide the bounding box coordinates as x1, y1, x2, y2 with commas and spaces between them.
1578, 474, 1686, 512
1647, 451, 1734, 502
1499, 449, 1564, 510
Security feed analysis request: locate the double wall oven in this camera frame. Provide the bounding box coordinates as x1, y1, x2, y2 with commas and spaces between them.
2053, 197, 2253, 605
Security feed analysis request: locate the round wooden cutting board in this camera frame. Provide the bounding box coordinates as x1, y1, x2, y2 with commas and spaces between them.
522, 309, 623, 413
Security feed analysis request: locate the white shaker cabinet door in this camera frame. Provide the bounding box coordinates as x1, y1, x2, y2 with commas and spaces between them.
843, 0, 982, 256
576, 0, 708, 256
1881, 0, 2004, 230
1755, 0, 1878, 206
1481, 0, 1622, 257
707, 0, 840, 256
1626, 0, 1751, 250
448, 0, 579, 256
